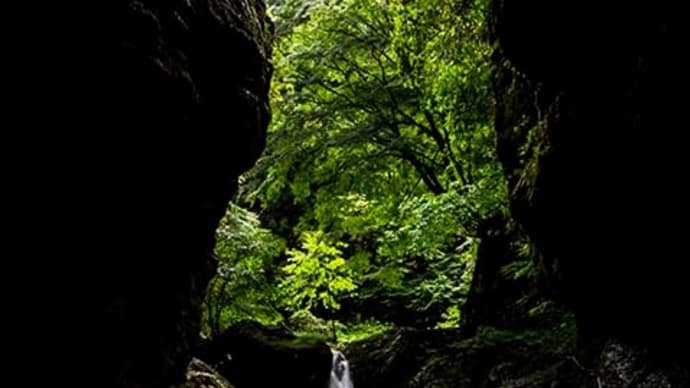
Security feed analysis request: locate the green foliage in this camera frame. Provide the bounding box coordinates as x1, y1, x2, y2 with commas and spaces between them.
280, 231, 357, 312
336, 319, 395, 344
215, 203, 285, 264
204, 0, 522, 341
286, 309, 334, 339
202, 204, 285, 338
248, 0, 502, 208
436, 305, 463, 329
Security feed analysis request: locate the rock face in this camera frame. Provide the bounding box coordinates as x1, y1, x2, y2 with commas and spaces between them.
100, 1, 272, 385
194, 321, 333, 388
186, 358, 236, 388
28, 0, 273, 386
491, 0, 688, 373
345, 327, 589, 388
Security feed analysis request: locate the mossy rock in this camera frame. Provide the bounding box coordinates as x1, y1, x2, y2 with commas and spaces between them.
345, 327, 592, 388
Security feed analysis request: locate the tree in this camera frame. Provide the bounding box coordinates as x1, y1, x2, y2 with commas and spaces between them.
202, 204, 285, 337
205, 0, 509, 335
279, 231, 357, 313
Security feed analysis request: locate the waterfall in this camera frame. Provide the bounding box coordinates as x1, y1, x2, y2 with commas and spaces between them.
328, 350, 354, 388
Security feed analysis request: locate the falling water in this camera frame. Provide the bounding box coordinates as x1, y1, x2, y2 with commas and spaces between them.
328, 350, 354, 388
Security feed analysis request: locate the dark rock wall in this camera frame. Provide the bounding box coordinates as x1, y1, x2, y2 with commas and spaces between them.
23, 0, 273, 386
102, 1, 272, 385
345, 328, 590, 388
460, 213, 529, 336
491, 0, 689, 358
195, 321, 332, 388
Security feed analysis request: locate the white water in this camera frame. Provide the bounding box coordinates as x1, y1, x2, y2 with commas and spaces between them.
328, 350, 354, 388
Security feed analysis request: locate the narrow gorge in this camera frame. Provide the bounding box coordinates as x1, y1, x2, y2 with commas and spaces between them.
31, 0, 689, 386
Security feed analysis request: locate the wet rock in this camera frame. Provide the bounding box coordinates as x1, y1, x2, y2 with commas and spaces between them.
186, 358, 235, 388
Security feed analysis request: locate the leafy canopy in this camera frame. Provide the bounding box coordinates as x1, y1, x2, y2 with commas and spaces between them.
203, 0, 509, 339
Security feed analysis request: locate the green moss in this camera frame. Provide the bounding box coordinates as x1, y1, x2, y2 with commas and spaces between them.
470, 303, 577, 355
337, 320, 395, 345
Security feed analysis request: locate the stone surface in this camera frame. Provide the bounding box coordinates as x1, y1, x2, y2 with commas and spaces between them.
492, 0, 689, 350
186, 358, 235, 388
194, 321, 333, 388
345, 327, 591, 388
20, 0, 273, 386
490, 0, 690, 383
